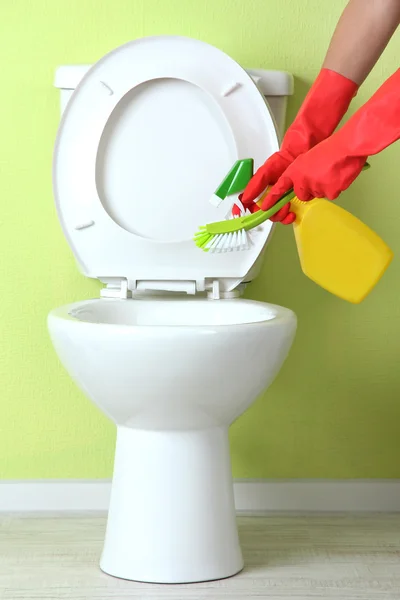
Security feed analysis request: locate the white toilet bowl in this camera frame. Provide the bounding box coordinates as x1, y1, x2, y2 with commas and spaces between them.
48, 297, 296, 582
49, 36, 296, 582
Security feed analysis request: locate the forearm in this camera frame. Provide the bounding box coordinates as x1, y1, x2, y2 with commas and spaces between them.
323, 0, 400, 84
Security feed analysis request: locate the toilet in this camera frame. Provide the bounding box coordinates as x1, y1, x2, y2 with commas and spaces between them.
48, 36, 297, 584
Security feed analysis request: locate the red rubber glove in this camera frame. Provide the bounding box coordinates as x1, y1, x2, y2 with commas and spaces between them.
263, 68, 400, 220
233, 69, 358, 220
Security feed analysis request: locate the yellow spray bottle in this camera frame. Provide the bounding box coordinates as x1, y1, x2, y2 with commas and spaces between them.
255, 185, 393, 304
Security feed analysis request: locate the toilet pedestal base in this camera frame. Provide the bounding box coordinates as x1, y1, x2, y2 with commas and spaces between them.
100, 425, 243, 583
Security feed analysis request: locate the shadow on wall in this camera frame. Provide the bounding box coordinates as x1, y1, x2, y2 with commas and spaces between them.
284, 76, 310, 125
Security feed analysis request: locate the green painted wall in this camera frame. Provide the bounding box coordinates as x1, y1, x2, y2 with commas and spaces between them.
1, 0, 399, 479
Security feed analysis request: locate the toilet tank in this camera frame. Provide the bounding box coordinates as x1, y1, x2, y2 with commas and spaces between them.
54, 65, 293, 138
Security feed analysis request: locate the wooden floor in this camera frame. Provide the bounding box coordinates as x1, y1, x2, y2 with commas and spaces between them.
1, 514, 400, 599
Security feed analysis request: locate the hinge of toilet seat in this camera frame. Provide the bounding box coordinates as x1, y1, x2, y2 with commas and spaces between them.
100, 278, 246, 299
100, 279, 131, 299
100, 278, 207, 298
206, 281, 246, 300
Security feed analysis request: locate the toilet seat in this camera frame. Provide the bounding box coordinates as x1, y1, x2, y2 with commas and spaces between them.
53, 36, 279, 296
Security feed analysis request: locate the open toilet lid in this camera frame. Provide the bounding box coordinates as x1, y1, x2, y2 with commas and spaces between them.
53, 36, 279, 294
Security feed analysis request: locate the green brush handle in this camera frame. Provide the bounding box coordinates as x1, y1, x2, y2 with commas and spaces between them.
242, 189, 296, 230
203, 189, 296, 235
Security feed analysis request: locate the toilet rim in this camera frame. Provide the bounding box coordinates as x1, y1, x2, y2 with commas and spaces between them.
48, 299, 296, 330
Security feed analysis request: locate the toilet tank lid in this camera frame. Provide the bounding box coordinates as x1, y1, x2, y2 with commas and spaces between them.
54, 64, 294, 96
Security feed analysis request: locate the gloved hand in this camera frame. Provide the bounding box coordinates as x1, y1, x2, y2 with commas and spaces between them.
262, 68, 400, 222
233, 69, 358, 219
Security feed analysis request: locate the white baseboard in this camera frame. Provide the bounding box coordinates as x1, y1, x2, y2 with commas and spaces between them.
234, 480, 400, 513
1, 480, 400, 513
0, 481, 111, 512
